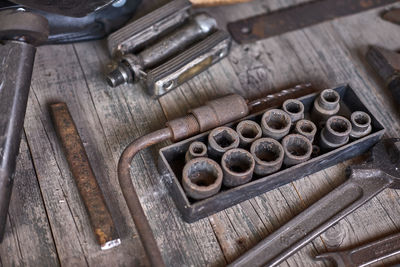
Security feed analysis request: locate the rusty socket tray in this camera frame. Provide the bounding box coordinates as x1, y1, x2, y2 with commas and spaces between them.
158, 84, 385, 223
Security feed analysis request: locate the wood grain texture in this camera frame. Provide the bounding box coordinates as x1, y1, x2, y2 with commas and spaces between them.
1, 0, 400, 266
0, 136, 58, 267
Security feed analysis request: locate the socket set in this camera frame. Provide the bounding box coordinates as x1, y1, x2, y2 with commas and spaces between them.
158, 85, 385, 222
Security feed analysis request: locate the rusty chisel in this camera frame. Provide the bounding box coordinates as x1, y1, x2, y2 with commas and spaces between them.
50, 103, 120, 250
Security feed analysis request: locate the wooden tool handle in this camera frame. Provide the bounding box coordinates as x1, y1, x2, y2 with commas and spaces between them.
190, 0, 252, 6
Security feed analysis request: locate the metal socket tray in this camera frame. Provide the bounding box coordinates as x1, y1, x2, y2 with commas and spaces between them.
158, 84, 385, 223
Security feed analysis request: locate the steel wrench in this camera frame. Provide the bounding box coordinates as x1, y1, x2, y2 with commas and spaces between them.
315, 232, 400, 267
229, 138, 400, 267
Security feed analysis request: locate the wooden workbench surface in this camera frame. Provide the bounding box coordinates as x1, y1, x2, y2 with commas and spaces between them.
1, 0, 400, 266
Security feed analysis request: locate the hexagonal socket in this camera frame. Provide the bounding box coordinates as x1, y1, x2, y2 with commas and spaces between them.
350, 111, 372, 139
282, 99, 305, 123
261, 109, 291, 140
208, 127, 240, 158
312, 89, 340, 125
182, 157, 223, 200
320, 116, 352, 149
282, 134, 313, 166
221, 148, 255, 187
295, 119, 317, 142
236, 120, 262, 148
185, 141, 208, 163
250, 138, 284, 176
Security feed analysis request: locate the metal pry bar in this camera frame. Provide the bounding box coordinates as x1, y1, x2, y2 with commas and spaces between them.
0, 9, 49, 242
50, 102, 120, 250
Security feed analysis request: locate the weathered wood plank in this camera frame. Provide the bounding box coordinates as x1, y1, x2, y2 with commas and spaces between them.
25, 44, 150, 266
0, 136, 58, 267
4, 0, 400, 266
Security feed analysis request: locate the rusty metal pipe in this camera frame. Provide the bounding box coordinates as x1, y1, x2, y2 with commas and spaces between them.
118, 128, 171, 267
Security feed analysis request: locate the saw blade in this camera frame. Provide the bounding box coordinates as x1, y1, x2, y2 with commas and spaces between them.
228, 0, 398, 44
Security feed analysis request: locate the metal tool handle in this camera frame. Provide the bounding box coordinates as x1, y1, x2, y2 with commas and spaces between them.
228, 168, 394, 267
316, 232, 400, 267
0, 41, 36, 241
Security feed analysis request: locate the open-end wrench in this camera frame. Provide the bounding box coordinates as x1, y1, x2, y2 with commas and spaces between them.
229, 138, 400, 267
315, 231, 400, 267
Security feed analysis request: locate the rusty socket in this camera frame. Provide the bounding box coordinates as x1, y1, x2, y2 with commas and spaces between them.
312, 89, 340, 125
182, 157, 223, 200
350, 111, 372, 139
282, 99, 305, 123
250, 138, 284, 176
208, 127, 240, 158
261, 109, 291, 140
282, 134, 313, 166
185, 141, 207, 163
221, 148, 255, 187
295, 119, 317, 143
320, 116, 352, 149
236, 120, 262, 148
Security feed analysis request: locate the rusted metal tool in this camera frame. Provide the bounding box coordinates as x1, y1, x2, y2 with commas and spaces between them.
315, 231, 400, 267
382, 8, 400, 25
227, 0, 397, 44
221, 148, 255, 187
106, 0, 231, 97
320, 116, 352, 150
366, 45, 400, 107
182, 157, 223, 200
50, 103, 120, 250
261, 109, 291, 140
250, 138, 283, 176
0, 9, 49, 241
117, 84, 315, 266
228, 138, 400, 267
282, 134, 312, 166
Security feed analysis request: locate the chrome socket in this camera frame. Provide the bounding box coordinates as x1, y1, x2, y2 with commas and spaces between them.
221, 148, 255, 187
320, 116, 352, 149
185, 141, 207, 163
312, 89, 340, 125
282, 134, 313, 166
182, 157, 223, 200
236, 120, 262, 148
250, 138, 284, 176
282, 99, 305, 123
295, 119, 317, 142
261, 109, 291, 140
350, 111, 372, 139
208, 126, 240, 158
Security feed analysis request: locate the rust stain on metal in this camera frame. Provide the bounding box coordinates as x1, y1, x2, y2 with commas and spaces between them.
228, 0, 397, 44
50, 102, 120, 250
